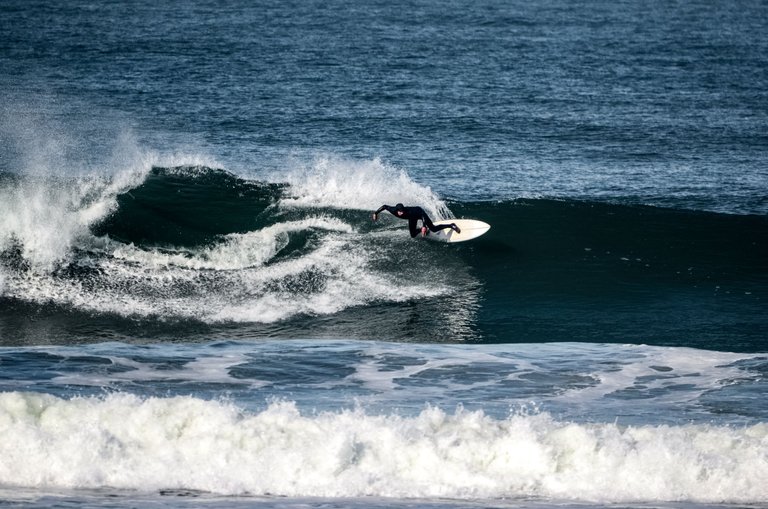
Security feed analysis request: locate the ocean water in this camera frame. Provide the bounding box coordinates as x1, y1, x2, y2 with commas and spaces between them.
1, 0, 767, 508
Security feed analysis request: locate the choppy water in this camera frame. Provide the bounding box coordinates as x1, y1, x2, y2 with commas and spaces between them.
1, 0, 767, 507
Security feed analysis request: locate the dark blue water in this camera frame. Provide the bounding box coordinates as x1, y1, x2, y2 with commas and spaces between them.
1, 0, 767, 507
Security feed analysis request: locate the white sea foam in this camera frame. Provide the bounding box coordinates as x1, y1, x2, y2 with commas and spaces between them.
108, 216, 353, 271
0, 175, 116, 271
551, 345, 755, 408
276, 155, 454, 220
0, 125, 220, 272
339, 343, 764, 420
206, 235, 445, 323
50, 353, 264, 389
1, 224, 446, 323
0, 392, 766, 503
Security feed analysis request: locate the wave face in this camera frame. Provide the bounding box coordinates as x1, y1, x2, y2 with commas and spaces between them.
1, 163, 766, 350
91, 166, 288, 249
453, 199, 768, 350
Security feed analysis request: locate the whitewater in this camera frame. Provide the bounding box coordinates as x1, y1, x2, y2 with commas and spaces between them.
1, 340, 767, 506
2, 394, 766, 502
0, 157, 453, 324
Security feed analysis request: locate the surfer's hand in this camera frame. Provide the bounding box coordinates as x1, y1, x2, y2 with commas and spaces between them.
372, 213, 378, 221
421, 226, 428, 237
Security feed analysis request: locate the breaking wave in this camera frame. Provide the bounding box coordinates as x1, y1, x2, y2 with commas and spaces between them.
1, 392, 766, 503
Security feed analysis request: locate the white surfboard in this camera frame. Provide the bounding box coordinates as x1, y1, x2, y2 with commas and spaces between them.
425, 219, 490, 243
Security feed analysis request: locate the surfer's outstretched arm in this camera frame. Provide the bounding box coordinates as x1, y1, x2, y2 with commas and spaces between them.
372, 205, 395, 221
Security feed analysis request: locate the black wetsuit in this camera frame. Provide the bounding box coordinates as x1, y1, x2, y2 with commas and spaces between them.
375, 205, 455, 238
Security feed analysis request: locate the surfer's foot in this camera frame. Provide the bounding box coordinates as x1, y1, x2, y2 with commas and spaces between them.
451, 224, 461, 233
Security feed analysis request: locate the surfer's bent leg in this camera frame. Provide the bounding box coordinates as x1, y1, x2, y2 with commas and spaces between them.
424, 217, 457, 233
408, 217, 420, 237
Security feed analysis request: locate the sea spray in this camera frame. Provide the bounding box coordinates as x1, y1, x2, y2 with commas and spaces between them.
277, 155, 454, 221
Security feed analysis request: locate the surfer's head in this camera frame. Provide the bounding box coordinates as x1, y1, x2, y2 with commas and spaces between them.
395, 203, 405, 216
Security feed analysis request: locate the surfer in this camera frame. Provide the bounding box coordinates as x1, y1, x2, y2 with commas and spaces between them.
372, 203, 460, 238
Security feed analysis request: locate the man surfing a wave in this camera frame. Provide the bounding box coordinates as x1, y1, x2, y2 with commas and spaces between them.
372, 203, 460, 238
